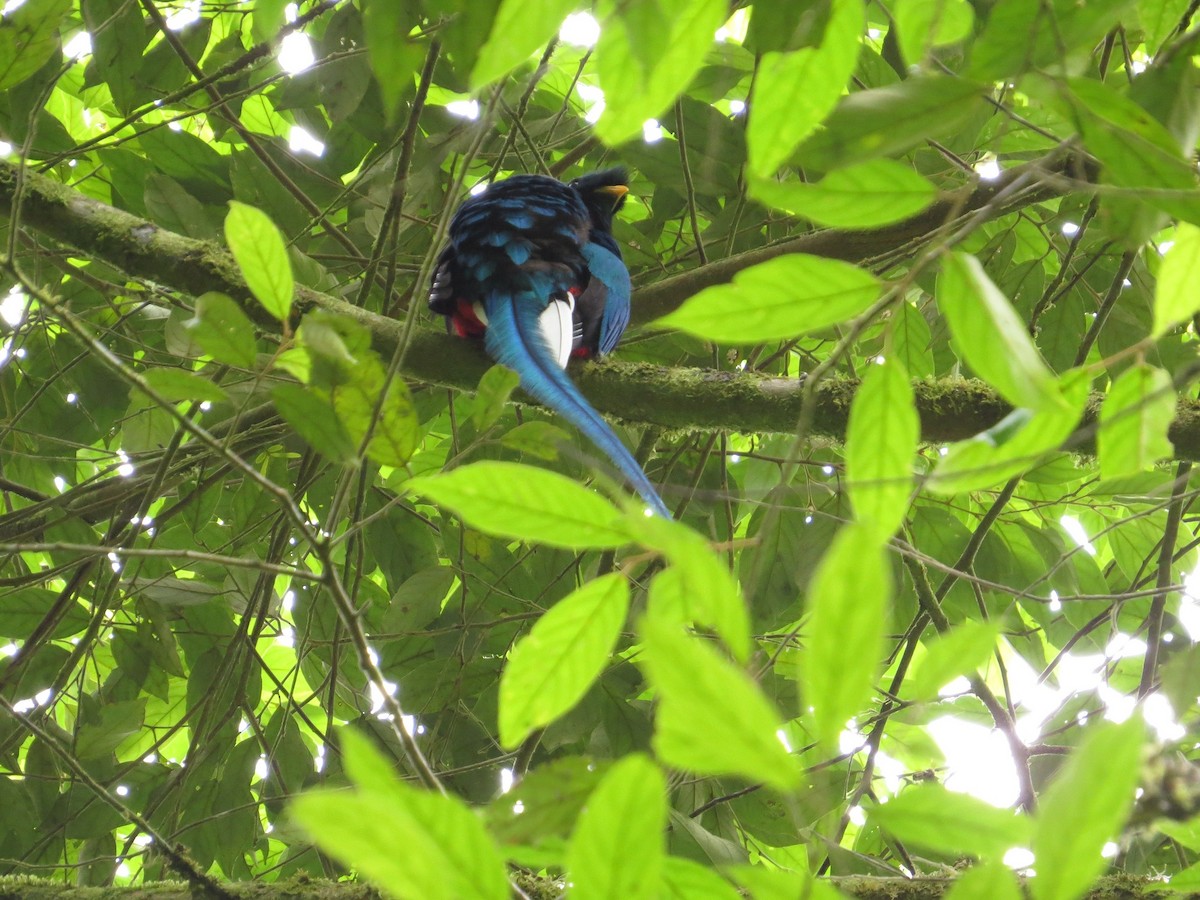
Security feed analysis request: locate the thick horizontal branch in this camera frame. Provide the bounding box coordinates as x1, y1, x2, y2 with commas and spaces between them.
10, 158, 1199, 466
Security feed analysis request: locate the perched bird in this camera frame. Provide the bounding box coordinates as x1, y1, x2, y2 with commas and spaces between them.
429, 169, 670, 517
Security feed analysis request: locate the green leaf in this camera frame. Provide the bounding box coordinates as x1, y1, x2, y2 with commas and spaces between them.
1031, 716, 1145, 900
794, 75, 985, 171
906, 621, 1001, 703
291, 730, 508, 900
500, 420, 572, 460
0, 589, 89, 640
407, 461, 632, 549
593, 0, 729, 146
0, 0, 70, 91
893, 0, 974, 66
224, 201, 294, 322
629, 512, 752, 661
330, 356, 420, 467
751, 160, 937, 229
75, 700, 147, 760
567, 754, 667, 900
638, 615, 801, 792
945, 861, 1024, 900
272, 382, 359, 465
659, 255, 880, 343
929, 369, 1091, 493
871, 783, 1031, 859
1153, 223, 1200, 336
183, 292, 259, 368
472, 364, 521, 431
1098, 363, 1175, 479
499, 574, 630, 748
745, 0, 863, 177
363, 4, 425, 117
1046, 77, 1200, 229
970, 0, 1136, 80
660, 857, 742, 900
142, 368, 230, 405
846, 358, 917, 539
937, 252, 1062, 410
471, 0, 576, 88
800, 524, 890, 749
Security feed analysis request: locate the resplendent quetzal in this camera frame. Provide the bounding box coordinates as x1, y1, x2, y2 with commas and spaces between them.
428, 169, 670, 518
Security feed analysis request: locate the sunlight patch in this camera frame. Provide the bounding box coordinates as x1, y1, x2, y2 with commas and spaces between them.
559, 12, 599, 47
278, 32, 315, 74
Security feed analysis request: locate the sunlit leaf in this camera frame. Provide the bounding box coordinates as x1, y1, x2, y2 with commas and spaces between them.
1098, 363, 1175, 479
906, 621, 1001, 703
659, 255, 880, 343
871, 783, 1031, 859
639, 616, 802, 792
751, 160, 937, 229
292, 730, 508, 900
945, 861, 1024, 900
893, 0, 974, 65
593, 0, 728, 145
407, 461, 631, 549
746, 0, 863, 177
937, 252, 1062, 410
1153, 223, 1200, 337
567, 754, 667, 900
629, 512, 752, 661
471, 0, 576, 88
499, 574, 630, 748
330, 357, 420, 467
929, 369, 1091, 493
1031, 716, 1145, 900
845, 358, 917, 539
224, 201, 294, 322
800, 524, 891, 749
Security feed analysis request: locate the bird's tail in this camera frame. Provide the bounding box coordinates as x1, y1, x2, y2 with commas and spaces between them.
484, 290, 671, 519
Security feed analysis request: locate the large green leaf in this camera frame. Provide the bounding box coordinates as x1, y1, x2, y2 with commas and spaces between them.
871, 783, 1031, 859
224, 201, 294, 323
751, 159, 937, 229
659, 255, 881, 342
937, 252, 1062, 411
567, 754, 667, 900
746, 0, 863, 177
593, 0, 729, 145
406, 461, 632, 548
0, 0, 71, 91
845, 357, 918, 539
471, 0, 577, 88
794, 75, 985, 171
1031, 716, 1145, 900
291, 730, 508, 900
1098, 363, 1175, 479
1153, 223, 1200, 336
800, 524, 891, 749
499, 573, 630, 748
638, 615, 801, 792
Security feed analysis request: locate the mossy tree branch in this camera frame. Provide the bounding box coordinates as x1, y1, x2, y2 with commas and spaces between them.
9, 157, 1193, 464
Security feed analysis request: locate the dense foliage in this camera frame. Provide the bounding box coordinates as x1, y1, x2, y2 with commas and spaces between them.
3, 0, 1200, 897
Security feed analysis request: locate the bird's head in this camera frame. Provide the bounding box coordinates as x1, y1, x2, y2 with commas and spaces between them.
570, 168, 629, 234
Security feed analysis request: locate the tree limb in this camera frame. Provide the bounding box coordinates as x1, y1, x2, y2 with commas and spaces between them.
10, 157, 1193, 467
